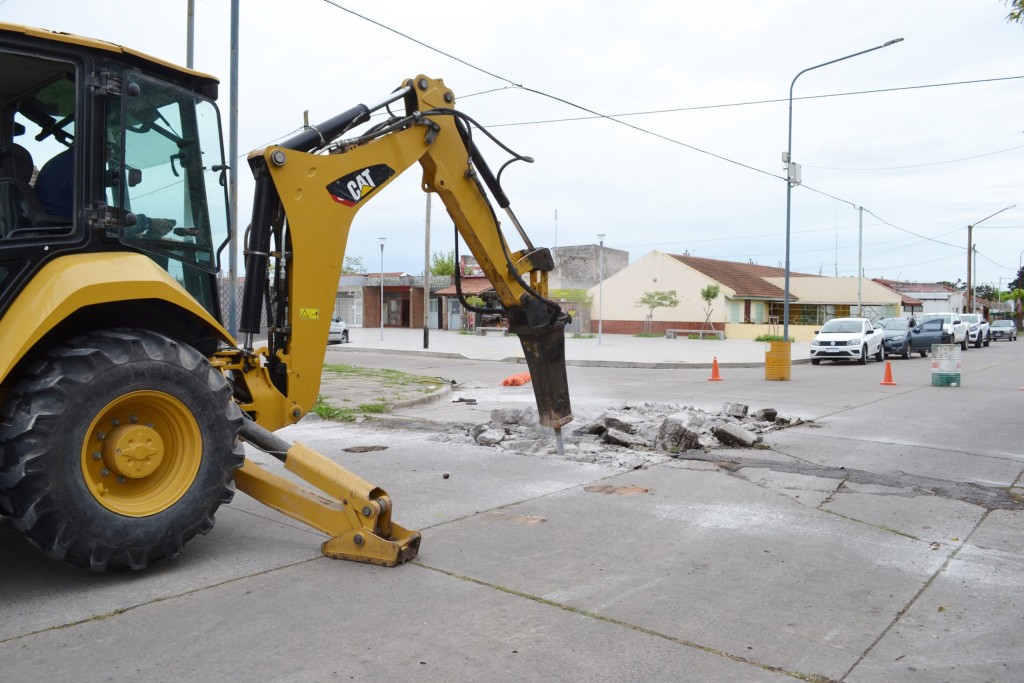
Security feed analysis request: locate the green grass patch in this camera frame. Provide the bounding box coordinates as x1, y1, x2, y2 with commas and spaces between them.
633, 332, 660, 338
311, 395, 356, 422
323, 363, 442, 389
754, 335, 795, 342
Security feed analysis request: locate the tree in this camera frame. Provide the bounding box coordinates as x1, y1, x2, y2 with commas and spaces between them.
430, 250, 456, 276
343, 256, 365, 273
974, 284, 998, 303
1006, 0, 1023, 24
1008, 266, 1024, 292
700, 284, 721, 332
635, 290, 679, 335
938, 279, 965, 292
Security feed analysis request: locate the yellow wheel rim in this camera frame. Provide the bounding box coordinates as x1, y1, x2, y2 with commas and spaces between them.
81, 390, 202, 517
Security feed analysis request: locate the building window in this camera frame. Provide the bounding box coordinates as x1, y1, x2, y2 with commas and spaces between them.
768, 302, 851, 325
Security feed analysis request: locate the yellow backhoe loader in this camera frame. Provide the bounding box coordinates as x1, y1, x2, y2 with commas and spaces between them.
0, 23, 572, 570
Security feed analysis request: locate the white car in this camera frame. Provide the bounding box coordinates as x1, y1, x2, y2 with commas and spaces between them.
327, 318, 349, 344
918, 312, 968, 350
960, 313, 990, 348
810, 317, 884, 365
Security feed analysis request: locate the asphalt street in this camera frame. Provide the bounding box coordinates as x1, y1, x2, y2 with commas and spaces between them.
1, 331, 1022, 682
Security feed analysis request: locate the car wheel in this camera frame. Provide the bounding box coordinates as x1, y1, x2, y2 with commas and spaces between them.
341, 330, 349, 344
901, 343, 910, 360
811, 358, 820, 365
974, 335, 981, 348
874, 344, 883, 362
960, 336, 968, 350
919, 349, 928, 357
859, 345, 867, 365
983, 334, 990, 347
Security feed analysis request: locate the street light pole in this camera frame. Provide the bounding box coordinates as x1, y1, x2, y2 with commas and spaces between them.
783, 38, 903, 341
597, 234, 606, 345
379, 237, 386, 341
966, 204, 1016, 313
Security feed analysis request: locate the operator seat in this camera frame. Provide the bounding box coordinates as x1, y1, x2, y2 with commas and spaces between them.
0, 143, 45, 237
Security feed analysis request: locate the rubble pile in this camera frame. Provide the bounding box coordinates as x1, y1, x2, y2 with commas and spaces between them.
447, 401, 803, 469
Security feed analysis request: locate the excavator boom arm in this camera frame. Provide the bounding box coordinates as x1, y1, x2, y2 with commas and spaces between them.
231, 76, 573, 565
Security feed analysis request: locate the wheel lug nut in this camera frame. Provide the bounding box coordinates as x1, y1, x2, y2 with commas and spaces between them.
96, 431, 106, 440
100, 468, 110, 477
92, 451, 102, 460
117, 476, 126, 485
130, 415, 138, 424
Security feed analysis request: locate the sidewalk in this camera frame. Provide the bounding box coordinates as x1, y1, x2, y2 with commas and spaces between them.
338, 326, 810, 369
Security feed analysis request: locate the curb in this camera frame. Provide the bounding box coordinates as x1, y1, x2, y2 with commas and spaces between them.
390, 383, 453, 409
334, 345, 811, 369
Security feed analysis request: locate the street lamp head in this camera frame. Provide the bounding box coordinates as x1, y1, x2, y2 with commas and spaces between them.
883, 38, 904, 46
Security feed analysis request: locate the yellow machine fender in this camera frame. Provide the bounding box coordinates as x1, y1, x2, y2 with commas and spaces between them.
0, 252, 233, 384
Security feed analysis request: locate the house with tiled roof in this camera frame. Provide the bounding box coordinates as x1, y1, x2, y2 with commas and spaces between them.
586, 251, 902, 340
872, 279, 964, 315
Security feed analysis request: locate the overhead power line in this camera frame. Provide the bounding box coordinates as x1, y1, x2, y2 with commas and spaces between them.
321, 0, 1014, 263
483, 75, 1024, 127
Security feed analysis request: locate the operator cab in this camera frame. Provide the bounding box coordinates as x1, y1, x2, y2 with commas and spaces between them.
0, 24, 231, 318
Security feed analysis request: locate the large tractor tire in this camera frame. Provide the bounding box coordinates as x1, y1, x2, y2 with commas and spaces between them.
0, 329, 243, 571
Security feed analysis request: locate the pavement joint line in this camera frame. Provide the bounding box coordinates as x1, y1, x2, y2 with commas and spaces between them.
817, 507, 921, 541
411, 561, 836, 682
839, 509, 993, 681
0, 555, 322, 647
783, 429, 1024, 469
414, 470, 631, 532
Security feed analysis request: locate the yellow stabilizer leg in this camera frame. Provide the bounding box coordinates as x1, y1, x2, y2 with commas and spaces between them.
233, 443, 420, 566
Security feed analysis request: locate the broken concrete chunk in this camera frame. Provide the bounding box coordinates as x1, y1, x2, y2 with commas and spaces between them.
723, 402, 749, 418
602, 428, 649, 448
470, 423, 489, 439
475, 428, 507, 446
713, 422, 761, 447
752, 408, 778, 421
656, 417, 701, 452
602, 411, 646, 434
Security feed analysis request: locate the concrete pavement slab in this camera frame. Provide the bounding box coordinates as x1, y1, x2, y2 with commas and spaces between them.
267, 418, 616, 532
823, 482, 987, 544
0, 498, 322, 643
848, 510, 1024, 682
765, 429, 1024, 490
418, 463, 950, 681
0, 558, 793, 682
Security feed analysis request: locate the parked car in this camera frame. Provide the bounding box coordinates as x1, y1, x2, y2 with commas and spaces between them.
917, 312, 968, 350
810, 317, 884, 365
906, 317, 953, 355
990, 319, 1018, 341
879, 317, 921, 359
328, 317, 349, 344
960, 313, 990, 347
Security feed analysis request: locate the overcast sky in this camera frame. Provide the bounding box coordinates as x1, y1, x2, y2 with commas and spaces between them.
4, 1, 1022, 289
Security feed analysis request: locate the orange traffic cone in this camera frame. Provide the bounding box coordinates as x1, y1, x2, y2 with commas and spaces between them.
880, 360, 896, 386
709, 357, 723, 381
